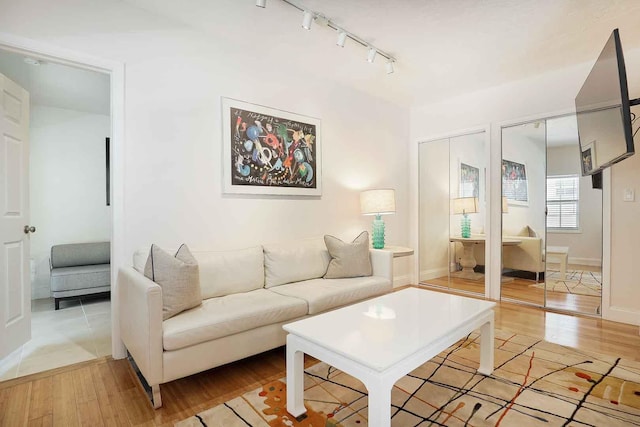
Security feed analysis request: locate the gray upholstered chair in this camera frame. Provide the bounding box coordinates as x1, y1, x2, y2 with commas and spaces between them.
50, 242, 111, 310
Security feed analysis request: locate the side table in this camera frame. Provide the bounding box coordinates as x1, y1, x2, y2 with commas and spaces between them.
379, 245, 414, 258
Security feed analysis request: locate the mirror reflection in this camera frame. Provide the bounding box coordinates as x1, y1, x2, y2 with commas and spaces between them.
546, 116, 603, 315
500, 116, 602, 315
500, 122, 546, 306
419, 132, 486, 296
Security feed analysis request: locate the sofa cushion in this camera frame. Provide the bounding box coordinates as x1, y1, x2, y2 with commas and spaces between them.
263, 238, 331, 288
195, 246, 264, 299
323, 231, 372, 279
51, 242, 110, 268
133, 246, 265, 299
268, 276, 391, 315
50, 264, 110, 292
144, 244, 202, 320
162, 289, 307, 351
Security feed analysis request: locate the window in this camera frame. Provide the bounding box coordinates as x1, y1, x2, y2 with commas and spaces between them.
547, 175, 579, 229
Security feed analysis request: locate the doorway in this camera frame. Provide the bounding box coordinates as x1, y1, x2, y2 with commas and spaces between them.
0, 48, 113, 380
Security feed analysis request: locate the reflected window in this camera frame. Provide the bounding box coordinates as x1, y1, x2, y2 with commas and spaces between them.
547, 175, 579, 230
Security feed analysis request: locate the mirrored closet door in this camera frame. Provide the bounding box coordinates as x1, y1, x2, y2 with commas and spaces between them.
419, 131, 487, 296
545, 116, 602, 315
500, 116, 602, 315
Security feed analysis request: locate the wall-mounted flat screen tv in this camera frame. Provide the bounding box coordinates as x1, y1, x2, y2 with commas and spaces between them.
575, 28, 637, 177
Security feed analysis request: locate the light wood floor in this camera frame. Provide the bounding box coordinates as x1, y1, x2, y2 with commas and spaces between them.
1, 286, 639, 427
425, 266, 601, 315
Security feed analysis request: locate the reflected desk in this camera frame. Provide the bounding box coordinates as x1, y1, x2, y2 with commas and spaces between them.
450, 236, 522, 281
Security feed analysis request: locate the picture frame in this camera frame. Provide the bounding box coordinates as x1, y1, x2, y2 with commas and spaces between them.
222, 97, 322, 196
581, 141, 596, 175
502, 159, 528, 206
459, 162, 479, 198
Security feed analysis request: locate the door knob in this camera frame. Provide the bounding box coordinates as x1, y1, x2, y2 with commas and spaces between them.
24, 225, 36, 234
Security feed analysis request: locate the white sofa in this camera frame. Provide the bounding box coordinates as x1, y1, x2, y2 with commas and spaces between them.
117, 238, 393, 408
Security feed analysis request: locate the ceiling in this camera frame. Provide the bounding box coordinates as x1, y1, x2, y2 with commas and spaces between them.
123, 0, 640, 107
0, 49, 109, 115
1, 0, 639, 111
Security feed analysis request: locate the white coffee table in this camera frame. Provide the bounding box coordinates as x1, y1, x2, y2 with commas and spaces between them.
283, 287, 496, 427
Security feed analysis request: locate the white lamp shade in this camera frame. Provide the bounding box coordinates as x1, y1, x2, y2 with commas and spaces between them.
361, 189, 396, 215
452, 197, 478, 214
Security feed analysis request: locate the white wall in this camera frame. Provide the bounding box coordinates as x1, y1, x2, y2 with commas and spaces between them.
547, 145, 603, 265
501, 124, 546, 240
0, 3, 411, 284
29, 106, 111, 299
449, 132, 487, 236
410, 47, 640, 324
418, 138, 449, 280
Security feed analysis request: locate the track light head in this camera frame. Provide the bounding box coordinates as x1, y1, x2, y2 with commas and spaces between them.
256, 0, 266, 7
385, 60, 394, 74
367, 48, 377, 63
302, 11, 314, 30
336, 31, 347, 47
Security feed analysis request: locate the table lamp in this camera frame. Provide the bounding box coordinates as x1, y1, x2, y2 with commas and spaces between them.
360, 189, 396, 249
452, 197, 478, 238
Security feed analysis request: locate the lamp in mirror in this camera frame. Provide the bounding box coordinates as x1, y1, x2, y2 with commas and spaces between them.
360, 189, 396, 249
452, 197, 478, 238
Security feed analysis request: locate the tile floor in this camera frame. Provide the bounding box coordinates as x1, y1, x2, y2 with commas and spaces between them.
0, 296, 111, 381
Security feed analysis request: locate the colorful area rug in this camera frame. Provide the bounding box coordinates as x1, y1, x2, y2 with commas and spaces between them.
533, 269, 602, 296
176, 329, 640, 426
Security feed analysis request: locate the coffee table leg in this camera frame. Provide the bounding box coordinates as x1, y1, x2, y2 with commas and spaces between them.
286, 335, 306, 418
366, 383, 391, 427
477, 312, 495, 375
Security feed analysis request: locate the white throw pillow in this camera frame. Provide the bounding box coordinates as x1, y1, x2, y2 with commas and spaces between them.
323, 231, 372, 279
144, 244, 201, 320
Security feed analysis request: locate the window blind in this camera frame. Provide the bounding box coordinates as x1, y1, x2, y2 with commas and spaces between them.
546, 175, 579, 229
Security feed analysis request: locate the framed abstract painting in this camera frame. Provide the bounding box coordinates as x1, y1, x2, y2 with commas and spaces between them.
502, 159, 528, 205
222, 98, 322, 196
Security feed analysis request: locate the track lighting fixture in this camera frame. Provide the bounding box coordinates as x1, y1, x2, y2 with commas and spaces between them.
256, 0, 266, 7
367, 48, 377, 63
385, 60, 394, 74
302, 11, 314, 30
276, 0, 396, 74
336, 31, 347, 47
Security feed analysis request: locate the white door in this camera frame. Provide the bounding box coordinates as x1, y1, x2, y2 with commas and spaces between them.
0, 72, 31, 360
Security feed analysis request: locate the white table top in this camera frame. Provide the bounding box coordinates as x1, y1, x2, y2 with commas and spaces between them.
283, 288, 495, 372
450, 235, 522, 245
378, 245, 414, 257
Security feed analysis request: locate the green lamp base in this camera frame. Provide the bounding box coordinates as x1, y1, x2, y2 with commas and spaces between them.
372, 214, 385, 249
461, 213, 471, 238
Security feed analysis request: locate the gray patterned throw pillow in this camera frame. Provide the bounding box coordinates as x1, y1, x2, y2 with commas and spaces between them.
144, 244, 201, 320
324, 231, 373, 279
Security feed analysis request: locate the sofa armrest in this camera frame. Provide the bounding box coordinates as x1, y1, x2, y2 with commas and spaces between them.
118, 267, 164, 386
370, 249, 393, 284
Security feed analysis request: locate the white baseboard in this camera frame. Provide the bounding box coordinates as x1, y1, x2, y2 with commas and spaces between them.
603, 305, 640, 326
393, 274, 413, 288
419, 267, 449, 282
567, 257, 602, 267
